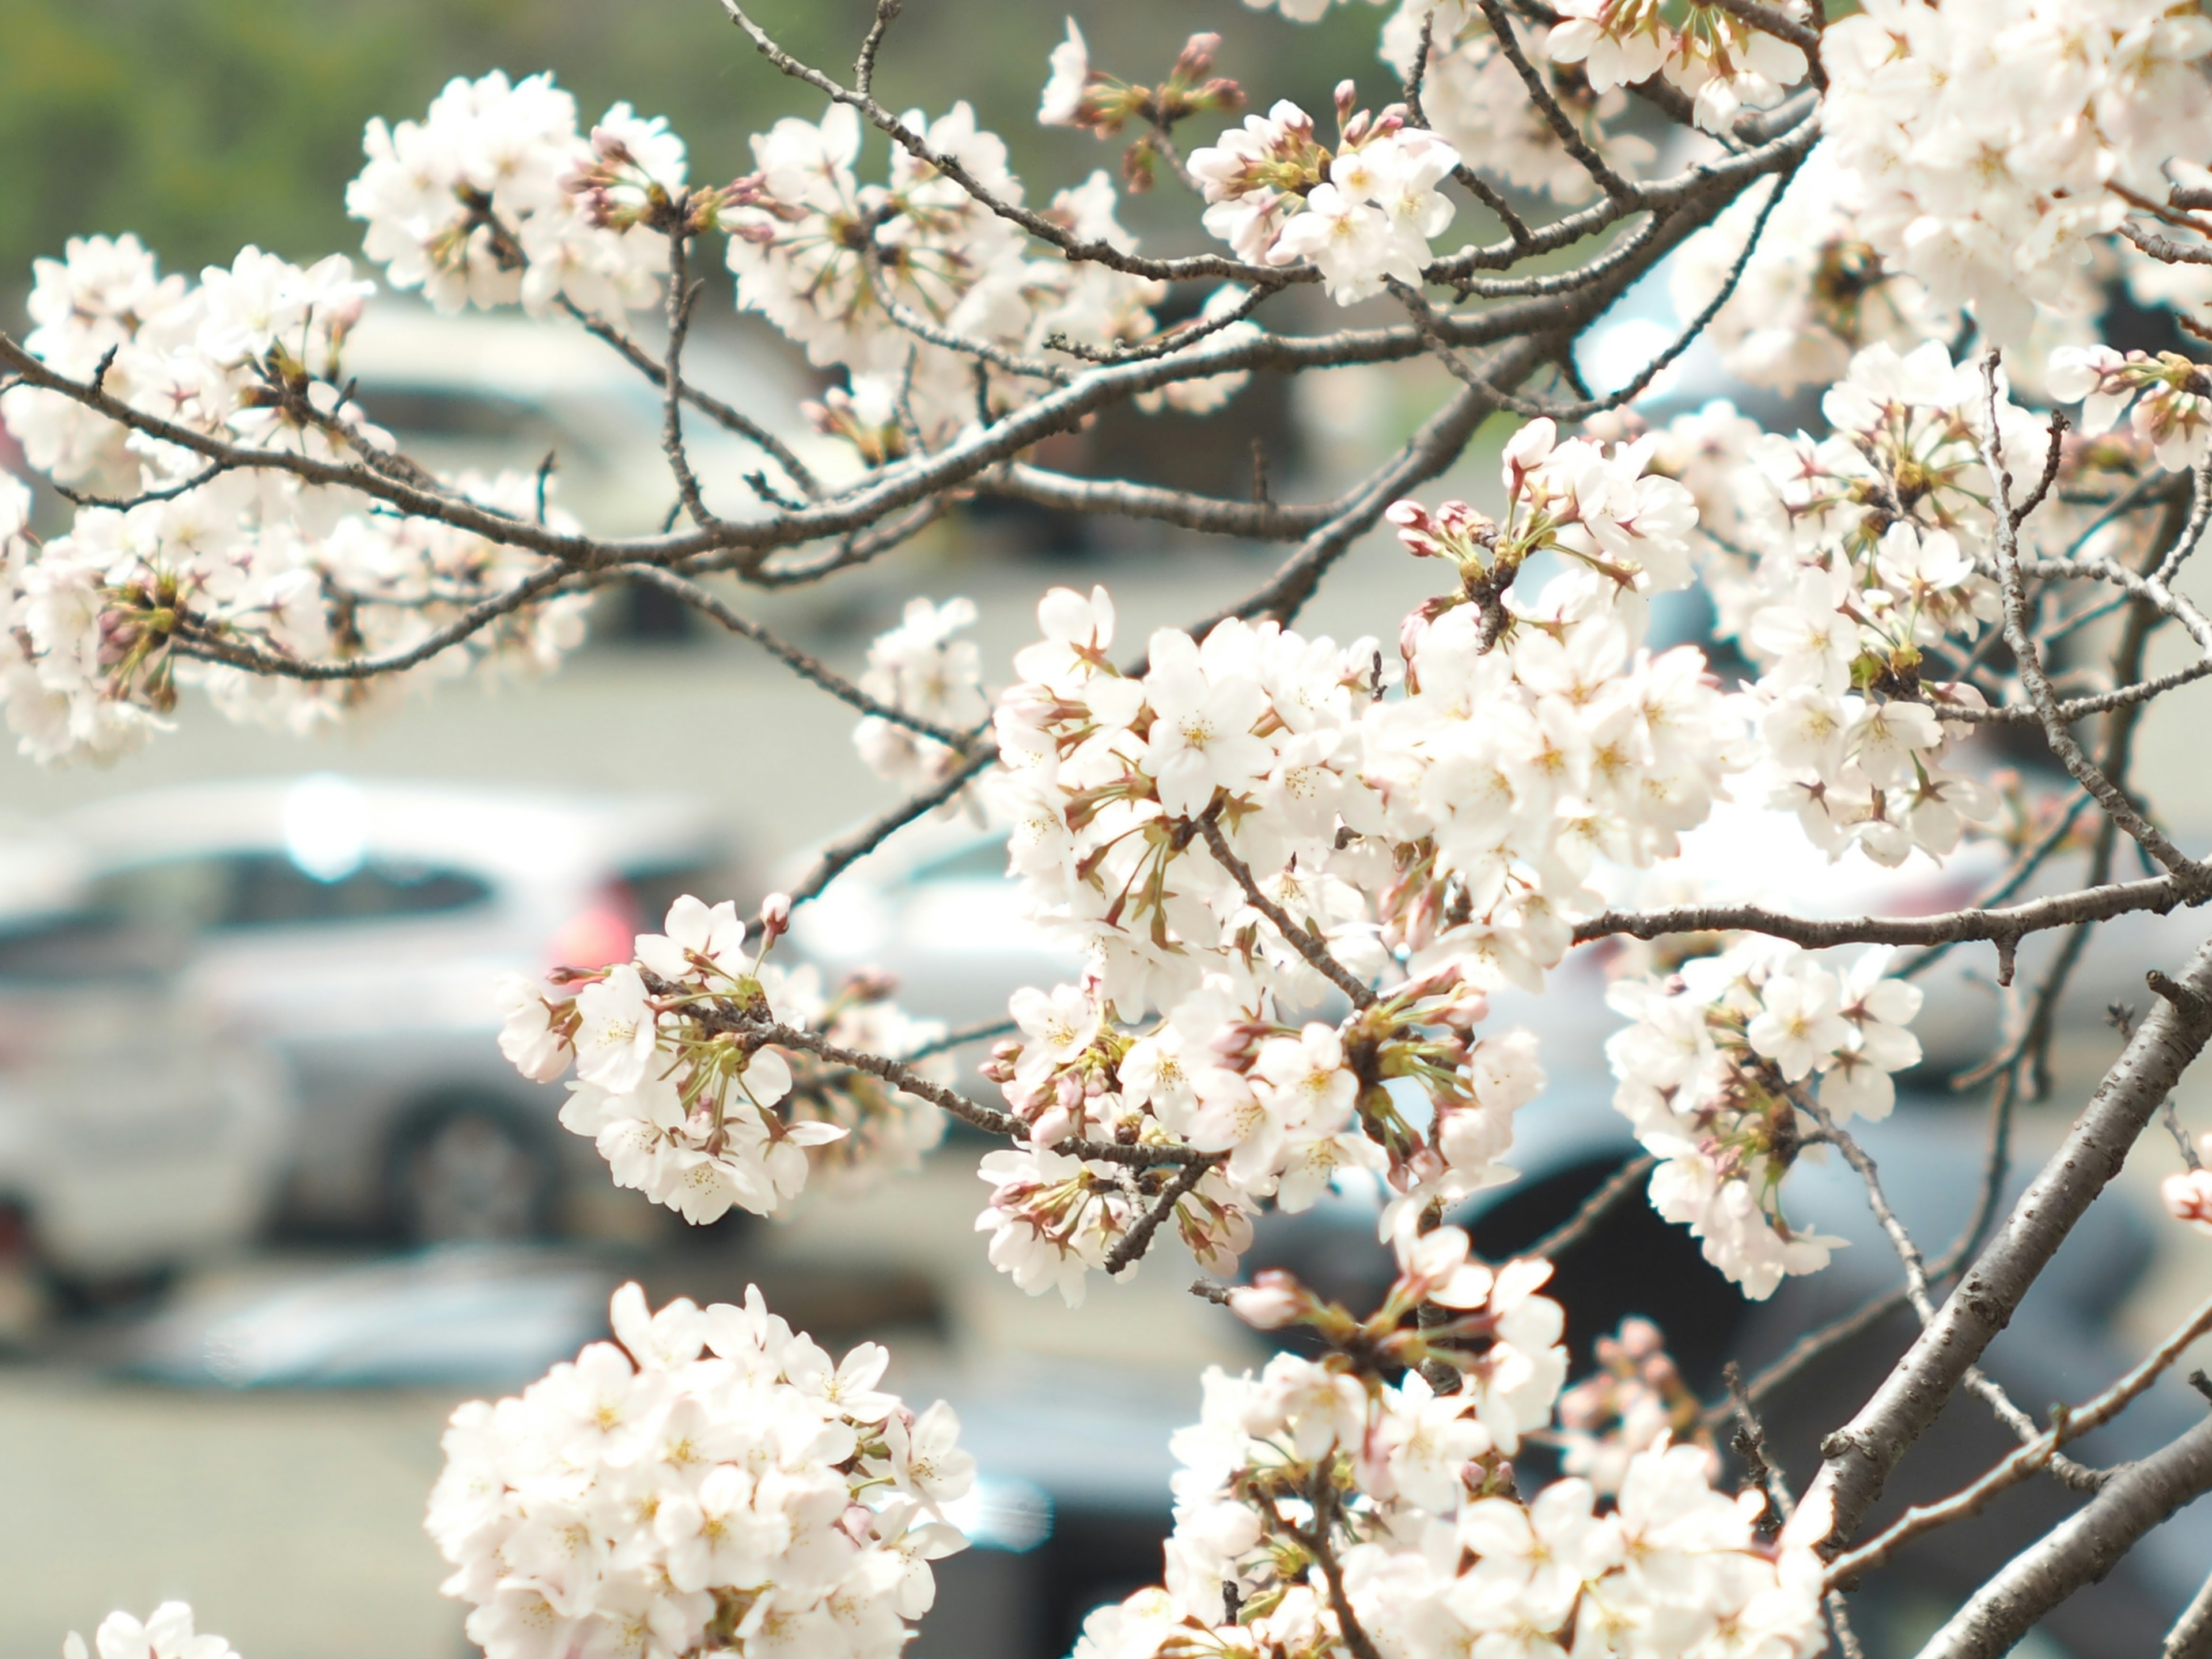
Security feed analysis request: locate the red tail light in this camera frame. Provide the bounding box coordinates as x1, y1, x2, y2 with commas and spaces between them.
547, 883, 641, 971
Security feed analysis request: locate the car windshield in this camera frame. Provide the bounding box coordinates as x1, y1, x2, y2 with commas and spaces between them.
84, 851, 493, 934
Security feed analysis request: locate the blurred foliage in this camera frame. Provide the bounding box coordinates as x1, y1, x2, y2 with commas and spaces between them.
0, 0, 1387, 291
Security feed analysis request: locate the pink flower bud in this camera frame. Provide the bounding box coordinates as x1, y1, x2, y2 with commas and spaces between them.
759, 892, 792, 940
1226, 1271, 1305, 1330
2162, 1168, 2212, 1232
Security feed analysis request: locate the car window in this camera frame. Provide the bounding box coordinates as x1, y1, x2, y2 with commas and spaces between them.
87, 851, 493, 934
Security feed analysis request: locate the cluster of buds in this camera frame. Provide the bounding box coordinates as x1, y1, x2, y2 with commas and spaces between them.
1554, 1316, 1717, 1494
1039, 25, 1247, 192
2050, 344, 2212, 472
1228, 1218, 1568, 1452
566, 122, 742, 237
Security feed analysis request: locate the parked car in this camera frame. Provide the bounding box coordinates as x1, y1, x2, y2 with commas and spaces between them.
0, 870, 288, 1313
56, 776, 738, 1243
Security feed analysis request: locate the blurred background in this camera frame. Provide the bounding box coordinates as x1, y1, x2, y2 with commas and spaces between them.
2, 2, 2212, 1657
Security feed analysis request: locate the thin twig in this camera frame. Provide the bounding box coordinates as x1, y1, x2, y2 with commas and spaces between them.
1197, 815, 1376, 1007
1525, 1154, 1658, 1259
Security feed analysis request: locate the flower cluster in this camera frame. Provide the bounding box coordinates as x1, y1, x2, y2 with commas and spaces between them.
500, 894, 949, 1223
1036, 24, 1247, 192
348, 70, 688, 320
2049, 344, 2212, 473
1555, 1316, 1718, 1497
724, 103, 1179, 450
429, 1282, 974, 1659
1543, 0, 1810, 133
957, 422, 1748, 1302
63, 1607, 240, 1659
852, 597, 988, 793
1380, 0, 1656, 206
0, 236, 589, 763
1823, 0, 2212, 340
969, 974, 1544, 1305
1075, 1224, 1824, 1659
1672, 147, 1956, 394
1677, 342, 2013, 866
1608, 940, 1925, 1297
1189, 89, 1461, 302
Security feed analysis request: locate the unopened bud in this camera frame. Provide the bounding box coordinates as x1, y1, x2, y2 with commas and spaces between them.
1226, 1270, 1306, 1330
759, 892, 792, 941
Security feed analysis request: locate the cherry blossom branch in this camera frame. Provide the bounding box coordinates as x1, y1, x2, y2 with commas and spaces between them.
1573, 868, 2212, 957
1982, 349, 2201, 878
1472, 0, 1637, 202
166, 562, 586, 681
1214, 355, 1545, 627
51, 459, 236, 512
615, 566, 985, 751
1915, 1410, 2212, 1659
1197, 813, 1377, 1007
1041, 284, 1271, 366
560, 300, 823, 498
1399, 157, 1794, 421
658, 237, 717, 528
1939, 660, 2212, 725
1400, 6, 1535, 251
1103, 1156, 1221, 1275
1790, 937, 2212, 1558
985, 463, 1351, 539
2153, 453, 2212, 586
723, 1012, 1215, 1171
718, 0, 1292, 290
852, 0, 902, 96
779, 747, 998, 911
737, 497, 953, 586
2169, 1573, 2212, 1659
861, 245, 1074, 386
1825, 1291, 2212, 1588
1718, 1064, 2022, 1427
1797, 1090, 2103, 1492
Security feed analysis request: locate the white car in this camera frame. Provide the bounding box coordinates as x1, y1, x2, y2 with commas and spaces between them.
58, 777, 738, 1242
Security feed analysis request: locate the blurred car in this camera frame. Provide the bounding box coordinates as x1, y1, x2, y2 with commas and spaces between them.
0, 874, 287, 1309
56, 776, 737, 1243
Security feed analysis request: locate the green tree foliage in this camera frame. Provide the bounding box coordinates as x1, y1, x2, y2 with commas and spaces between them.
0, 0, 1379, 287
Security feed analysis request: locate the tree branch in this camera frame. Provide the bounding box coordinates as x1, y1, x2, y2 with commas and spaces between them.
1914, 1411, 2212, 1659
1786, 937, 2212, 1558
